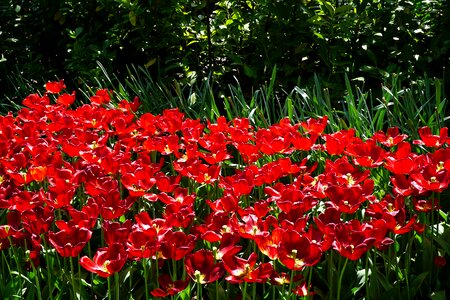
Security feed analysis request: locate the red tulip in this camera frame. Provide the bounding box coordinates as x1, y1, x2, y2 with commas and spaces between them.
21, 205, 54, 236
56, 92, 76, 106
301, 116, 328, 135
45, 80, 66, 94
332, 220, 376, 260
345, 139, 386, 167
185, 249, 225, 284
159, 230, 196, 261
434, 256, 446, 268
322, 129, 357, 155
48, 226, 92, 257
373, 127, 408, 147
413, 127, 448, 148
90, 89, 111, 105
126, 227, 159, 259
278, 229, 322, 270
80, 243, 127, 277
150, 274, 190, 297
222, 252, 273, 283
103, 220, 132, 246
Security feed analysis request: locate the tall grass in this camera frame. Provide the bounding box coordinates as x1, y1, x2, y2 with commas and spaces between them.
104, 65, 448, 137
3, 62, 448, 136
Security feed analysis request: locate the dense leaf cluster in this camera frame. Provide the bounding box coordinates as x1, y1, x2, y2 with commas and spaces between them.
1, 0, 449, 102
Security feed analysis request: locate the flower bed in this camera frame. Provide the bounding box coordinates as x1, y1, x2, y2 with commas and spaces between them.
0, 80, 449, 299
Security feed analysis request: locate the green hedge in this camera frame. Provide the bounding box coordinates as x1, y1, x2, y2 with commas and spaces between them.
1, 0, 449, 102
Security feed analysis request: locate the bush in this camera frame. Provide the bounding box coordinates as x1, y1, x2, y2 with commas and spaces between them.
1, 0, 449, 104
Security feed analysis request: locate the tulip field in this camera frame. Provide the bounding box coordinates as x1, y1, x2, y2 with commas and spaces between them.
1, 80, 449, 299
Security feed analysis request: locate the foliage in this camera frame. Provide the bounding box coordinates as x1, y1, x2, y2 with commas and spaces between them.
1, 0, 449, 104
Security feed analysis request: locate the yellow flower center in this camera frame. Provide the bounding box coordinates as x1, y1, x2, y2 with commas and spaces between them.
204, 173, 211, 182
102, 260, 111, 272
345, 173, 355, 185
194, 270, 206, 284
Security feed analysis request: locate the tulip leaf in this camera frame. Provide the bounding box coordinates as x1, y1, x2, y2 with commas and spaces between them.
400, 272, 429, 299
439, 210, 448, 222
374, 269, 393, 292
207, 283, 227, 300
119, 215, 126, 223
432, 234, 450, 256
25, 288, 35, 300
178, 283, 191, 300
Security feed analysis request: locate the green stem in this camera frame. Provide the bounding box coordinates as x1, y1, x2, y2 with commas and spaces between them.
155, 255, 160, 288
172, 259, 177, 281
198, 282, 202, 300
7, 237, 23, 294
30, 258, 42, 300
365, 252, 370, 300
431, 193, 435, 237
78, 254, 82, 280
307, 267, 313, 299
87, 240, 94, 298
328, 253, 334, 300
143, 259, 149, 300
42, 238, 54, 300
107, 276, 112, 300
337, 258, 349, 300
195, 271, 203, 300
288, 270, 295, 300
24, 238, 44, 300
242, 281, 248, 300
405, 266, 410, 300
0, 251, 7, 291
114, 272, 120, 300
129, 261, 133, 294
215, 279, 219, 300
387, 241, 392, 278
70, 257, 78, 300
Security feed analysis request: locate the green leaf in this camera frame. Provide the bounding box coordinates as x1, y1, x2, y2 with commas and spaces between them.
75, 27, 83, 36
394, 240, 401, 254
335, 5, 353, 15
375, 269, 393, 291
439, 210, 448, 222
119, 215, 126, 223
356, 268, 370, 288
286, 97, 293, 120
129, 11, 137, 26
322, 2, 335, 17
307, 15, 326, 25
266, 65, 277, 103
313, 31, 325, 40
178, 283, 191, 300
432, 230, 450, 256
403, 272, 429, 299
207, 283, 227, 300
243, 65, 257, 79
